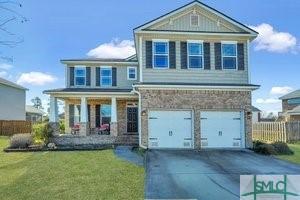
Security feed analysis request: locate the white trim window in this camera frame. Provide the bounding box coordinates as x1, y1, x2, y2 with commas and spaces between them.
222, 42, 237, 70
187, 41, 203, 69
127, 66, 137, 80
100, 66, 112, 87
74, 66, 86, 86
153, 40, 169, 68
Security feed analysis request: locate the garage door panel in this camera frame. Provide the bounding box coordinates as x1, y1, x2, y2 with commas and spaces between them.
200, 111, 242, 148
148, 111, 192, 149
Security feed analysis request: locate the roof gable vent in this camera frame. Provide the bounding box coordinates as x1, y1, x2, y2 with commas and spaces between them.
190, 14, 199, 27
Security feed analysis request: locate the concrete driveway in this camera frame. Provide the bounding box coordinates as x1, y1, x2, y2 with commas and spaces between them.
145, 150, 300, 200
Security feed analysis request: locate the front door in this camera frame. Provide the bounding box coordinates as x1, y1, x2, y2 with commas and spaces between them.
127, 107, 138, 133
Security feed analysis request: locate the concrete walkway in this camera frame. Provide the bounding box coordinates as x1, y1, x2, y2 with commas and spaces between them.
145, 150, 300, 200
114, 146, 144, 166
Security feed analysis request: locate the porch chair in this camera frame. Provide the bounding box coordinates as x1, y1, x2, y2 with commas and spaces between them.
71, 123, 80, 135
97, 123, 110, 135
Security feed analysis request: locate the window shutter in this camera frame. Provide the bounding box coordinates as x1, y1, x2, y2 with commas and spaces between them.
69, 104, 74, 128
88, 104, 91, 122
86, 67, 91, 86
96, 67, 100, 86
204, 42, 211, 70
214, 43, 222, 70
96, 105, 101, 127
112, 67, 117, 86
146, 41, 153, 68
180, 42, 187, 69
169, 41, 176, 69
70, 67, 74, 86
237, 43, 245, 70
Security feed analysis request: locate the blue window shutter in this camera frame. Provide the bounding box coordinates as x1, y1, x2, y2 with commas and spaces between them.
112, 67, 117, 86
86, 67, 91, 86
238, 43, 245, 70
204, 42, 211, 70
180, 42, 187, 69
214, 43, 222, 70
146, 41, 153, 68
96, 67, 100, 86
169, 41, 176, 69
70, 67, 74, 86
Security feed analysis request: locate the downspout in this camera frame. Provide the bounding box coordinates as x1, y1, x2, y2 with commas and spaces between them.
132, 86, 147, 149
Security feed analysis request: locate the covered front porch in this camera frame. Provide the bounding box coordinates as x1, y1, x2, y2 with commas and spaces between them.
45, 89, 139, 145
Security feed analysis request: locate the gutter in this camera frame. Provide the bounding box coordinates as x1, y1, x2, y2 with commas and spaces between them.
132, 86, 147, 149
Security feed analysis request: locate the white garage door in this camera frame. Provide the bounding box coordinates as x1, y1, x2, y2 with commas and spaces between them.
148, 110, 193, 149
200, 111, 243, 148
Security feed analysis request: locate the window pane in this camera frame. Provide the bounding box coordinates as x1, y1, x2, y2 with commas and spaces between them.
223, 57, 236, 69
129, 68, 135, 74
154, 55, 168, 68
222, 44, 236, 56
76, 77, 85, 85
154, 42, 167, 54
188, 43, 202, 55
287, 98, 300, 105
129, 73, 136, 79
101, 69, 111, 76
101, 105, 111, 117
189, 56, 202, 68
75, 68, 85, 76
101, 77, 112, 86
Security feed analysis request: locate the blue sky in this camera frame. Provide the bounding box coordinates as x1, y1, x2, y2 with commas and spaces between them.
1, 0, 299, 115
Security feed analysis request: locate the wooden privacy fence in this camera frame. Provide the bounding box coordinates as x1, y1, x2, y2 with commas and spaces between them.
252, 121, 300, 143
0, 120, 32, 136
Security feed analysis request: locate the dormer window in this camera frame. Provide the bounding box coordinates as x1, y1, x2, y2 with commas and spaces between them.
190, 14, 199, 27
74, 66, 86, 86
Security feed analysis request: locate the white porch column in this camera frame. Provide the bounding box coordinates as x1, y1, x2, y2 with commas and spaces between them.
80, 97, 88, 123
111, 97, 117, 122
49, 96, 58, 122
110, 97, 118, 137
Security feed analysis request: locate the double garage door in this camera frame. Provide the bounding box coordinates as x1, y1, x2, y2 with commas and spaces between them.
148, 110, 243, 149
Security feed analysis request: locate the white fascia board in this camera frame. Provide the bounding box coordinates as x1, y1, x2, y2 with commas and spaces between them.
136, 30, 256, 38
61, 61, 138, 65
134, 84, 260, 91
46, 92, 138, 99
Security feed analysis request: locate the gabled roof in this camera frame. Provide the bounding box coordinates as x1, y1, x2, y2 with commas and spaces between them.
252, 106, 261, 112
0, 77, 28, 90
279, 89, 300, 100
134, 0, 258, 35
26, 105, 45, 115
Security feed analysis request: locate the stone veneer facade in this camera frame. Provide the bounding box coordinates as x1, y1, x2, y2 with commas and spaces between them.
138, 89, 252, 149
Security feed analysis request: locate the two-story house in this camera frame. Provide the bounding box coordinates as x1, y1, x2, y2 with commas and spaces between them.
279, 89, 300, 121
44, 1, 260, 149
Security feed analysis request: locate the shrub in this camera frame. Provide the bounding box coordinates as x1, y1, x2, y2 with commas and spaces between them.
32, 123, 53, 144
272, 142, 294, 155
253, 143, 277, 155
59, 120, 65, 134
10, 134, 33, 149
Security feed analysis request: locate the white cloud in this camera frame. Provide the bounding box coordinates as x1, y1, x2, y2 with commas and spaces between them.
17, 72, 57, 86
0, 71, 8, 78
270, 86, 293, 95
87, 39, 136, 58
249, 23, 297, 53
256, 98, 281, 104
0, 63, 13, 70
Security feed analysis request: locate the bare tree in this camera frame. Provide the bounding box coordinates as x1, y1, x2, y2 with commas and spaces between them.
0, 1, 27, 62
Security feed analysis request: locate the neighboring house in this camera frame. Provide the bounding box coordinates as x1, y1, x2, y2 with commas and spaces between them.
0, 77, 27, 120
44, 1, 260, 149
26, 105, 44, 122
279, 89, 300, 121
252, 106, 261, 123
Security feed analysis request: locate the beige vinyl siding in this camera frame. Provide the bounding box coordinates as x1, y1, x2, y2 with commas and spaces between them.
148, 5, 244, 33
140, 34, 249, 84
66, 63, 139, 89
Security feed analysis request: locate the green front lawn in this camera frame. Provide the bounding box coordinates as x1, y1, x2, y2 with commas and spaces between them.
277, 142, 300, 164
0, 136, 144, 200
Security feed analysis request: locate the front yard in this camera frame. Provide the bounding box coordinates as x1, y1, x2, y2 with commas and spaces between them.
277, 142, 300, 164
0, 136, 144, 200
